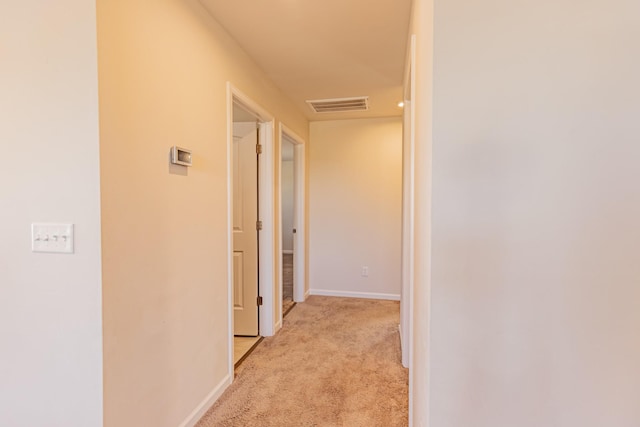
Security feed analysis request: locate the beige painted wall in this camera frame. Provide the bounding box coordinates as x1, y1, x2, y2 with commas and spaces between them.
0, 1, 103, 426
309, 117, 402, 298
97, 0, 308, 426
430, 1, 640, 426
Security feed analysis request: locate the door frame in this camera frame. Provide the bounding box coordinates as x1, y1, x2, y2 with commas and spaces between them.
276, 123, 306, 330
402, 34, 417, 424
401, 35, 416, 369
226, 83, 276, 375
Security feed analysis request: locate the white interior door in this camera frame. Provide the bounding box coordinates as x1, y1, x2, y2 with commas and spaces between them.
233, 122, 259, 336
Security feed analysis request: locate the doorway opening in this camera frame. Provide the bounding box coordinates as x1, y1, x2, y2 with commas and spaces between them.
232, 103, 260, 338
227, 84, 276, 373
278, 124, 306, 328
231, 102, 260, 365
280, 134, 295, 316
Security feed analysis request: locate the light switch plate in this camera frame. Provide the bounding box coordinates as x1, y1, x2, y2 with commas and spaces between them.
32, 223, 74, 254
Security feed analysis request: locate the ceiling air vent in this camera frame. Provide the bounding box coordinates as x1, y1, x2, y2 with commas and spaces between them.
306, 96, 369, 113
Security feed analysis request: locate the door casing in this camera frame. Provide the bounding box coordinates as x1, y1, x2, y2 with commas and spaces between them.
226, 83, 276, 377
276, 123, 306, 330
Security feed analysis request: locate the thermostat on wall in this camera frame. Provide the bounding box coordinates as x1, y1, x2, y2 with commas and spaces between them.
171, 146, 192, 167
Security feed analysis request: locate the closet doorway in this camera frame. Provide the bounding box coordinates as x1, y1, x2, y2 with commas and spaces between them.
281, 135, 295, 315
227, 83, 277, 372
278, 124, 306, 325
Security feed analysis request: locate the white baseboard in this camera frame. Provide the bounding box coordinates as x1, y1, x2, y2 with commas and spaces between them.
304, 289, 311, 299
282, 249, 294, 254
178, 373, 232, 427
294, 288, 309, 303
275, 319, 282, 331
309, 289, 401, 301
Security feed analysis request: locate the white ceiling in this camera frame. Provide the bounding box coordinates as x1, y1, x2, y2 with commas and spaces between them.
200, 0, 412, 121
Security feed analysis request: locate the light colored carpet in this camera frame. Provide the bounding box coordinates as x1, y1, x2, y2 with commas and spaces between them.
196, 296, 408, 427
283, 253, 294, 314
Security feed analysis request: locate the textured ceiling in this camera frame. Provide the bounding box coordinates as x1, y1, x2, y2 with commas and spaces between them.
200, 0, 411, 121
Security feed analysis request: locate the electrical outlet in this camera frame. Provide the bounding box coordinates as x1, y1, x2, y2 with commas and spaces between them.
361, 266, 369, 277
32, 223, 74, 254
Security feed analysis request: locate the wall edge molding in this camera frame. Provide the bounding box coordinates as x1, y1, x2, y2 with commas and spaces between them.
178, 373, 232, 427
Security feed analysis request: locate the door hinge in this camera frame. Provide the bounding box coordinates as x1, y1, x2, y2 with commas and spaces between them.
293, 228, 297, 234
257, 296, 263, 306
256, 144, 263, 155
256, 220, 263, 231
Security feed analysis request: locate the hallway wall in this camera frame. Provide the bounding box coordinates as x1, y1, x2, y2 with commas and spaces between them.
97, 1, 308, 426
309, 117, 402, 299
430, 0, 640, 426
0, 1, 103, 426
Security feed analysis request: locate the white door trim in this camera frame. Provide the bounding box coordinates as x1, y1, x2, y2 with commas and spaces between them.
277, 123, 306, 328
293, 144, 306, 304
257, 120, 275, 338
401, 35, 416, 368
226, 83, 277, 378
403, 34, 417, 427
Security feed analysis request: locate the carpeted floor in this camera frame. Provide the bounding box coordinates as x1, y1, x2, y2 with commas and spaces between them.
196, 296, 408, 427
283, 253, 294, 314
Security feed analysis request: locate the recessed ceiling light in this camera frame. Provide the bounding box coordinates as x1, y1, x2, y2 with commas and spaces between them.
397, 102, 404, 108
